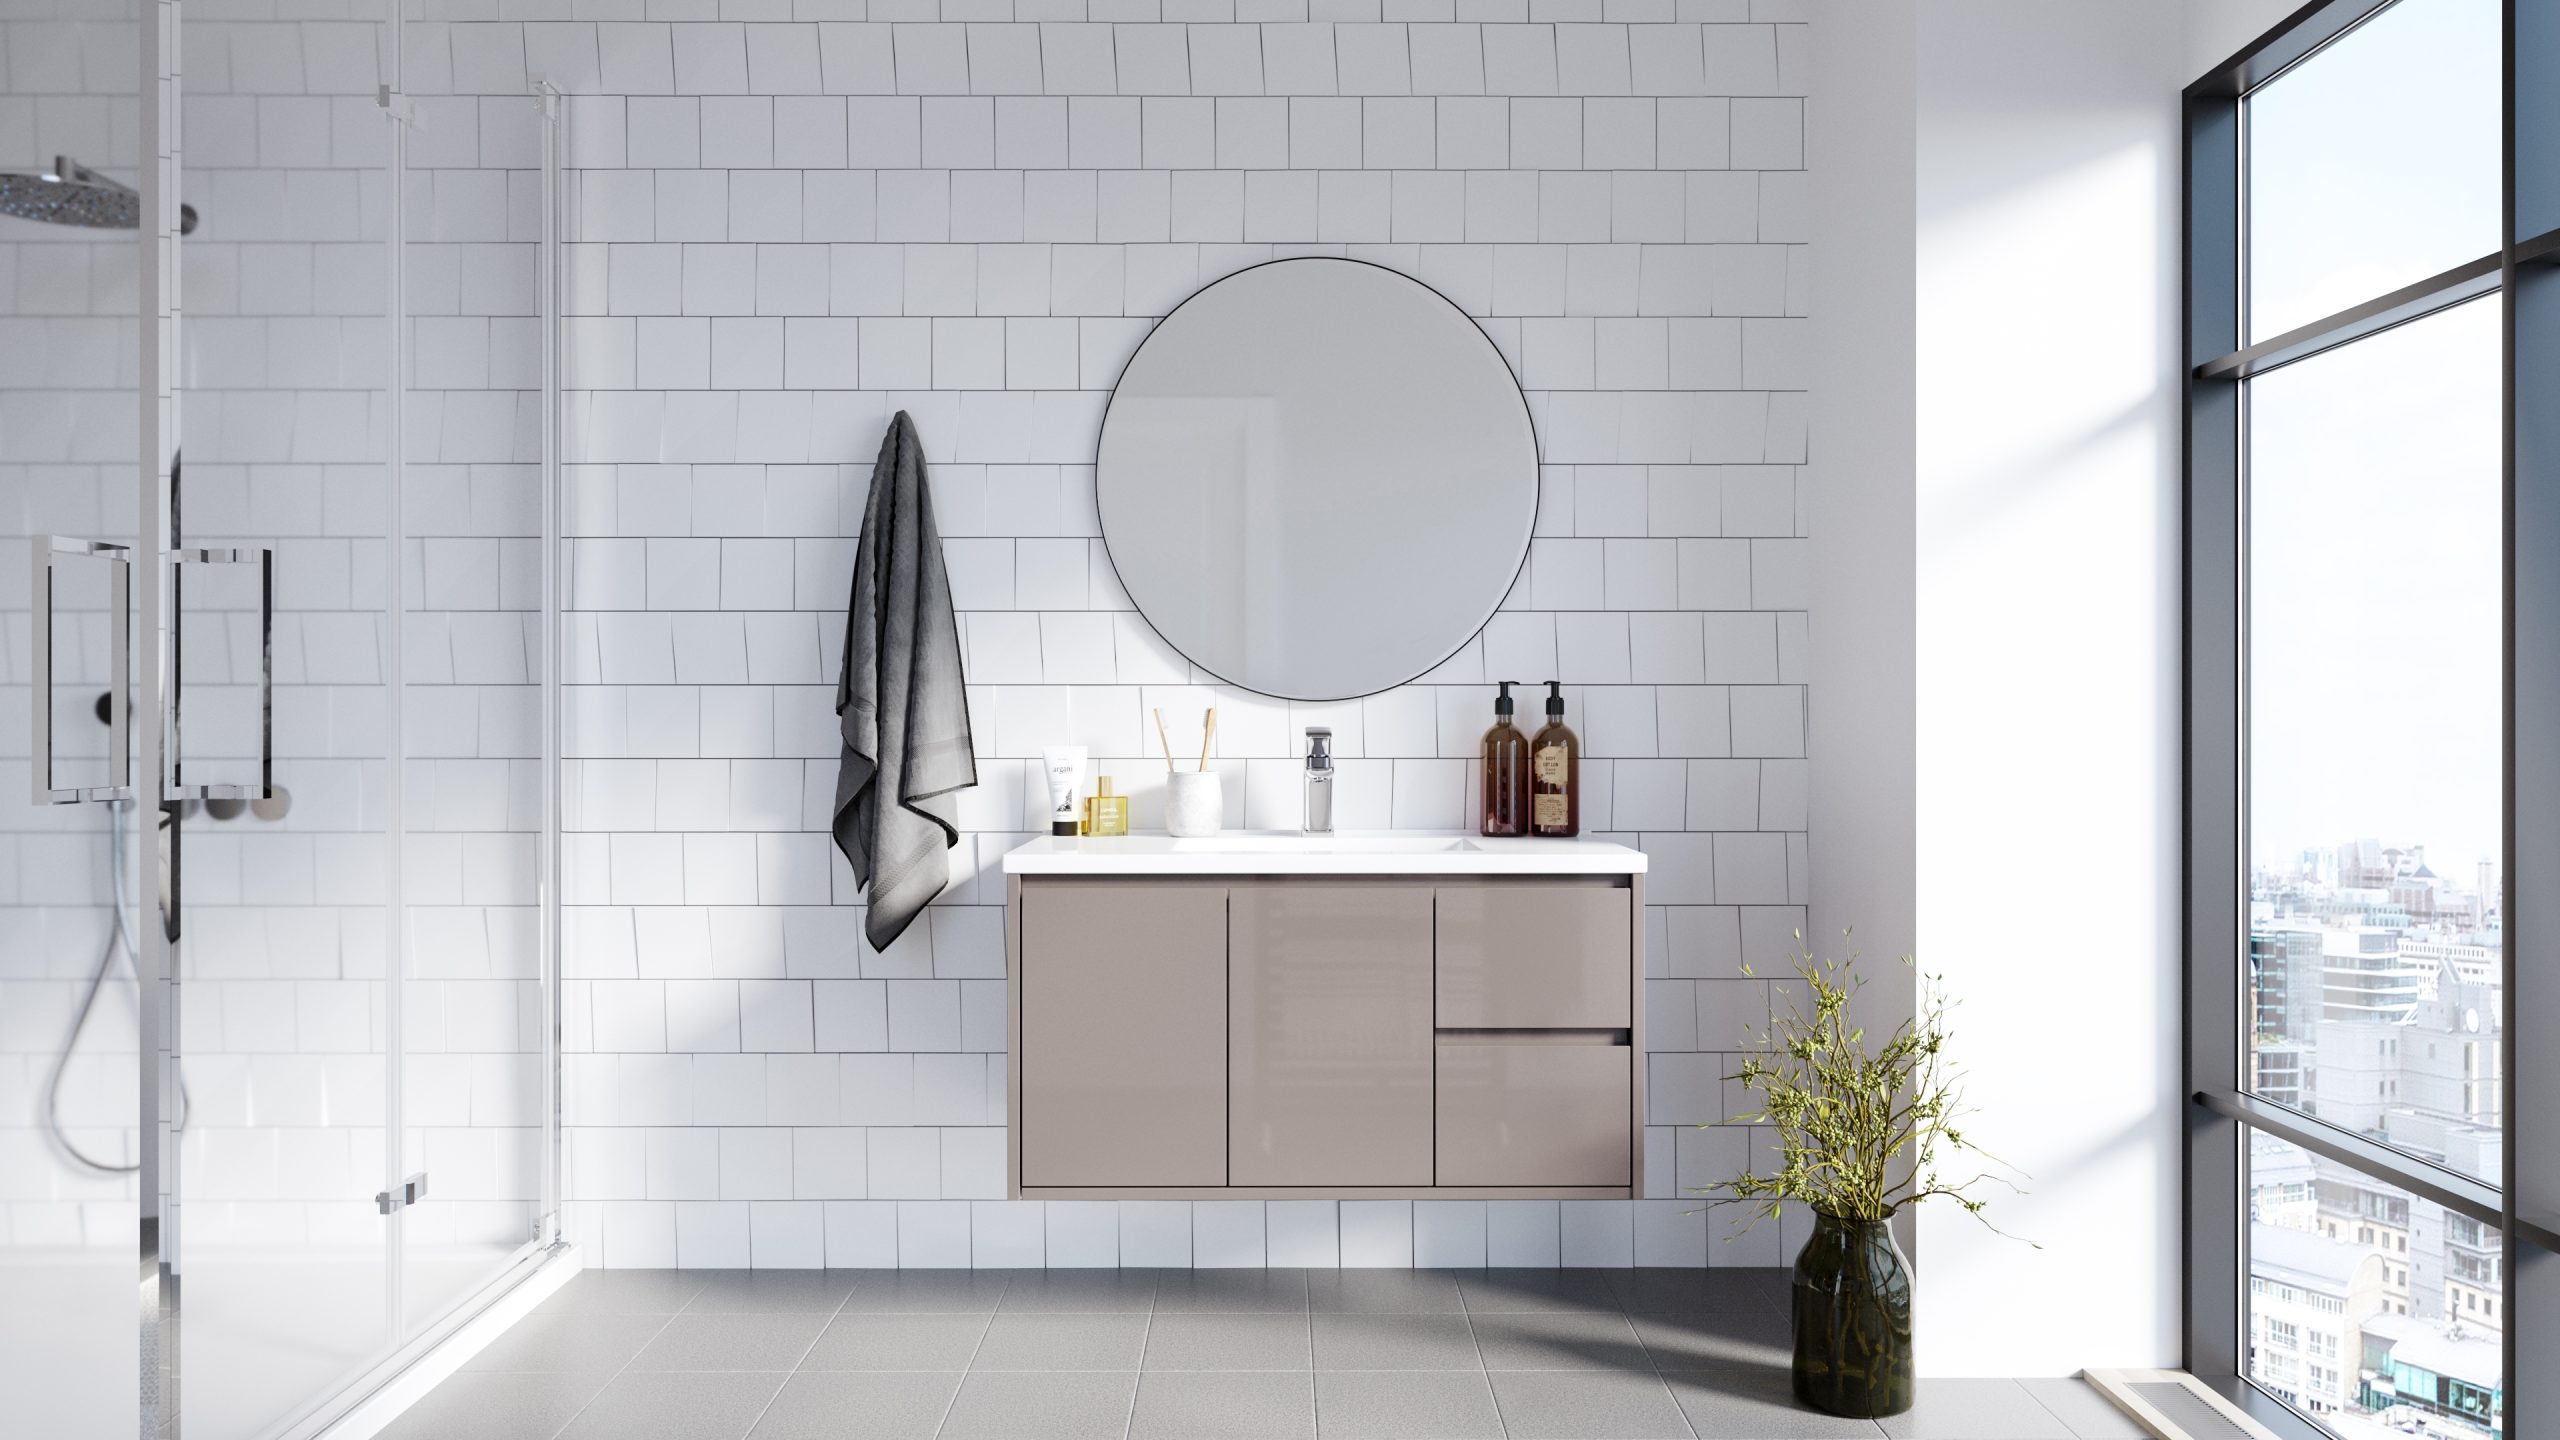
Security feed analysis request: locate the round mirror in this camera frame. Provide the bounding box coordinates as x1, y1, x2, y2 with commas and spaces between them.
1096, 258, 1539, 701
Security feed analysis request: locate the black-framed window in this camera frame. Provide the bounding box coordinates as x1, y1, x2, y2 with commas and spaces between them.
2186, 2, 2559, 1437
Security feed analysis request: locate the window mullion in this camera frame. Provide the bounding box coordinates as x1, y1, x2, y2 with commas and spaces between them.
2185, 77, 2247, 1383
2196, 252, 2503, 382
2197, 1090, 2513, 1236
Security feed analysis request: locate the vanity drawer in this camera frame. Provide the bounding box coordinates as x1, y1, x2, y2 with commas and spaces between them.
1434, 1041, 1631, 1186
1435, 887, 1631, 1029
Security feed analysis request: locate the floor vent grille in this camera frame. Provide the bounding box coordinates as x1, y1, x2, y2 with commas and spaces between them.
2082, 1370, 2289, 1440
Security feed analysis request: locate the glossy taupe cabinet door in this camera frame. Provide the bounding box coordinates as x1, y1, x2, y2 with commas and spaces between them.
1436, 885, 1632, 1029
1435, 1042, 1632, 1185
1229, 885, 1434, 1185
1020, 882, 1228, 1186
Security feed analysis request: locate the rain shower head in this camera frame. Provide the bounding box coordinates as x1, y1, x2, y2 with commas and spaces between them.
0, 155, 198, 236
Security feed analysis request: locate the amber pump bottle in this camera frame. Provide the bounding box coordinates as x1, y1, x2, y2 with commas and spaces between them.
1480, 681, 1532, 837
1530, 681, 1580, 837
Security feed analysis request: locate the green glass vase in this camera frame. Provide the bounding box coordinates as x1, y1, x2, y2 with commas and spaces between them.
1791, 1211, 1915, 1418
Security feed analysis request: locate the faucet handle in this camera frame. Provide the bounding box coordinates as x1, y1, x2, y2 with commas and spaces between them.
1303, 726, 1334, 766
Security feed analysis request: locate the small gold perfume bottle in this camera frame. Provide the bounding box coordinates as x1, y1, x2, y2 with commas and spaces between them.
1082, 775, 1129, 837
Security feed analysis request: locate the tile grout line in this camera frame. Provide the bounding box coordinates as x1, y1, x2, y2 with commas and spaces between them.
732, 1275, 861, 1438
1457, 1280, 1510, 1440
2014, 1375, 2109, 1440
535, 1283, 697, 1440
927, 1268, 1011, 1439
1120, 1275, 1157, 1440
1303, 1295, 1317, 1439
1652, 1352, 1705, 1440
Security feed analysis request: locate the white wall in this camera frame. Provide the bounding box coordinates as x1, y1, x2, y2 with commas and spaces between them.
1909, 0, 2186, 1376
1813, 0, 2239, 1376
2186, 0, 2309, 84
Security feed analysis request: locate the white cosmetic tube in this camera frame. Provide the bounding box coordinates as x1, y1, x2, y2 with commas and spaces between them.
1042, 746, 1087, 836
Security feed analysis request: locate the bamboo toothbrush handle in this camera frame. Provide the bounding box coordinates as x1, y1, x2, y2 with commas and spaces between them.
1153, 708, 1176, 771
1198, 708, 1217, 772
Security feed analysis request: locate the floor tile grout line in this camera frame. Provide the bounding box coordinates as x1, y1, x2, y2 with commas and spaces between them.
1302, 1302, 1318, 1438
2013, 1374, 2113, 1440
732, 1278, 861, 1438
1458, 1292, 1509, 1440
1649, 1361, 1705, 1440
929, 1270, 1011, 1440
1119, 1278, 1157, 1440
534, 1292, 692, 1440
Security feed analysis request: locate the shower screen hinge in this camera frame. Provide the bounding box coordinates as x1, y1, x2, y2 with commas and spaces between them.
375, 1171, 429, 1215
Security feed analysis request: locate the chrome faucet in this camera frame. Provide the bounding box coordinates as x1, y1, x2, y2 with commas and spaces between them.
1302, 727, 1334, 834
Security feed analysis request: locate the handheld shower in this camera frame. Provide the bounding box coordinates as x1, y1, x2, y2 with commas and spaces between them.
44, 704, 196, 1176
44, 799, 186, 1174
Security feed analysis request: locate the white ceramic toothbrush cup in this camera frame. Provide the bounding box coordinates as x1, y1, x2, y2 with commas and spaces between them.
1165, 772, 1223, 837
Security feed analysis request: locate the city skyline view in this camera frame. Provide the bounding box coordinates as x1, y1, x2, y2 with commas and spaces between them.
2247, 823, 2503, 1438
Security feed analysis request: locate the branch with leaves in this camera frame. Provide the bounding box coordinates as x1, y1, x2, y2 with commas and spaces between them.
1708, 933, 2032, 1243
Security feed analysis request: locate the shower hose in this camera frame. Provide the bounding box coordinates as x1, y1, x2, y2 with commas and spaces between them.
46, 800, 188, 1174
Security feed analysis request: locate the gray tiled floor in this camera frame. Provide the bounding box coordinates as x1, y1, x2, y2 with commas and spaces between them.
380, 1268, 2132, 1440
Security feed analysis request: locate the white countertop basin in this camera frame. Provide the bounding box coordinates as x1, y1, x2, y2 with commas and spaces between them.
1002, 832, 1647, 876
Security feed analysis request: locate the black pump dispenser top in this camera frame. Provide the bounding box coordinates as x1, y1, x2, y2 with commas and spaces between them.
1494, 680, 1518, 718
1544, 680, 1565, 718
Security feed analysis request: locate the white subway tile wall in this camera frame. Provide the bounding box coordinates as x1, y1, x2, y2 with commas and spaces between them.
150, 0, 1816, 1270
548, 0, 1815, 1268
0, 13, 146, 1252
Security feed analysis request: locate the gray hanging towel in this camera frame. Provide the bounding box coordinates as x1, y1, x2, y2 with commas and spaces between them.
834, 410, 976, 951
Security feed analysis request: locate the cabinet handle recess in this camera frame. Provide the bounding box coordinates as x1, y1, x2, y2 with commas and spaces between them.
1432, 1028, 1631, 1046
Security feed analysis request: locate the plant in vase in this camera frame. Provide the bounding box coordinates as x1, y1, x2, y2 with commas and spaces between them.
1707, 935, 2028, 1419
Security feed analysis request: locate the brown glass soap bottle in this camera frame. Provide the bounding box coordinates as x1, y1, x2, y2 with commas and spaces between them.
1530, 681, 1580, 837
1480, 681, 1532, 837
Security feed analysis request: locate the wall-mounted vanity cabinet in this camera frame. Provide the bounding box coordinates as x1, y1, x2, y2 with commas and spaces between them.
1002, 837, 1648, 1199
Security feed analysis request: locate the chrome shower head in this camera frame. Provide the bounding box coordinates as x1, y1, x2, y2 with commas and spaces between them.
0, 156, 197, 235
